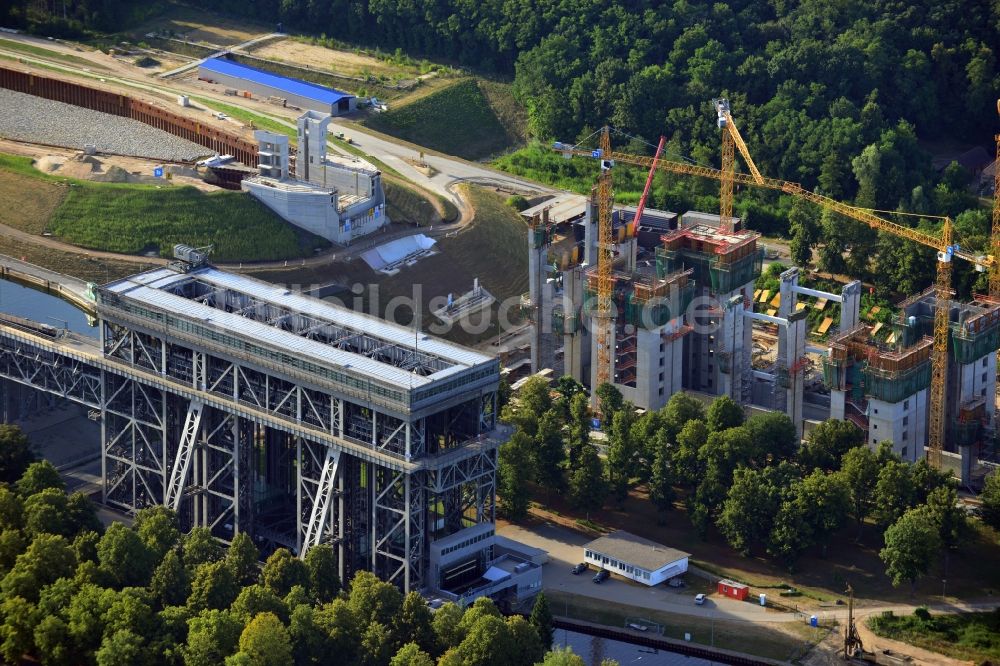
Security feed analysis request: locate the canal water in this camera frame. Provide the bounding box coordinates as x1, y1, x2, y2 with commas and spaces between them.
555, 628, 717, 666
0, 279, 97, 337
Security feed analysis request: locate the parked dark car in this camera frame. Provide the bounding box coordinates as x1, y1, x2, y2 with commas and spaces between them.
593, 569, 610, 584
572, 562, 588, 575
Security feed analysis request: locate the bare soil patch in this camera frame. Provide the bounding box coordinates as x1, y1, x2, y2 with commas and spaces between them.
134, 6, 265, 46
0, 168, 66, 235
253, 39, 408, 78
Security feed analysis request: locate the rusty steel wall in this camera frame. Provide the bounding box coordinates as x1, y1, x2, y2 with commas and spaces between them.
0, 66, 259, 166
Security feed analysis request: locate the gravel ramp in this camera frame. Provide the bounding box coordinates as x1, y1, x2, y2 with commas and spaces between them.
0, 89, 210, 161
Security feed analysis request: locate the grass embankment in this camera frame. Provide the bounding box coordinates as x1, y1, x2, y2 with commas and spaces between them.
364, 79, 520, 161
384, 181, 446, 227
249, 186, 527, 345
545, 590, 828, 662
868, 609, 1000, 663
0, 38, 109, 69
188, 96, 296, 139
0, 156, 67, 235
0, 153, 327, 262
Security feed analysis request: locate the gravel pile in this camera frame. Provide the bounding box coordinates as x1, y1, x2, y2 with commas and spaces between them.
0, 89, 210, 161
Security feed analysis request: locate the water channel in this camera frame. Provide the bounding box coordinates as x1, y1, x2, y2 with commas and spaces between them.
555, 629, 717, 666
0, 280, 730, 665
0, 278, 96, 336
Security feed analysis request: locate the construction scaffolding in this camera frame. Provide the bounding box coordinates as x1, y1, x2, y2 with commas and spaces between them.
951, 307, 1000, 364
656, 226, 763, 295
823, 326, 933, 403
585, 268, 696, 330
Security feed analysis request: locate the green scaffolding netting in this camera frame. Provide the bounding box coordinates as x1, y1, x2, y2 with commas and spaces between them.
952, 326, 1000, 365
656, 247, 763, 294
823, 356, 929, 403
584, 281, 696, 330
862, 361, 931, 404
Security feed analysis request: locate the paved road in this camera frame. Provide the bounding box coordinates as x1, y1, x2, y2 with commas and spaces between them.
500, 520, 1000, 626
0, 32, 555, 211
329, 121, 554, 206
158, 32, 285, 78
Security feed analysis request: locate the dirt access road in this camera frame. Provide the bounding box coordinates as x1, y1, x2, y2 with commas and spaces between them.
0, 32, 551, 205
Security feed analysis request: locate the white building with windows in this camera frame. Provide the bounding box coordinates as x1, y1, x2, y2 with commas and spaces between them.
242, 110, 387, 245
583, 531, 690, 587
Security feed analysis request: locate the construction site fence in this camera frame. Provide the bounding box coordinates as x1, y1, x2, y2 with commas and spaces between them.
0, 66, 259, 166
656, 247, 763, 295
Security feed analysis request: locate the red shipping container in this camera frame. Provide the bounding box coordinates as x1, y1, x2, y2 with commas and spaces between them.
718, 579, 749, 600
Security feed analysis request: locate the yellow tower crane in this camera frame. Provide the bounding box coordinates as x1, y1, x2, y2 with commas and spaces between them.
553, 134, 989, 468
991, 99, 1000, 299
714, 98, 765, 231
593, 127, 615, 389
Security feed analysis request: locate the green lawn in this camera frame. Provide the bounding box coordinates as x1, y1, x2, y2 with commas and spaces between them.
51, 184, 325, 261
0, 38, 109, 69
364, 79, 516, 160
0, 153, 327, 262
868, 609, 1000, 663
188, 96, 296, 139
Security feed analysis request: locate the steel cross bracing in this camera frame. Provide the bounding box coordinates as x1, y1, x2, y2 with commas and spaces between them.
0, 319, 501, 593
165, 399, 203, 510
301, 446, 341, 554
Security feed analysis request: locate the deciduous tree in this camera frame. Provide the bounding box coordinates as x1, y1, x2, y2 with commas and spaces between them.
569, 444, 606, 518
16, 460, 64, 497
261, 548, 309, 598
0, 425, 35, 483
498, 431, 532, 521
799, 420, 864, 472
880, 508, 941, 592
707, 396, 744, 433
238, 612, 293, 666
982, 470, 1000, 530
303, 544, 340, 603
529, 591, 553, 649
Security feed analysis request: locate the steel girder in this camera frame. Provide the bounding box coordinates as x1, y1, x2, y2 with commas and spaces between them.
299, 443, 341, 556
103, 373, 167, 513
165, 400, 203, 510
0, 335, 101, 407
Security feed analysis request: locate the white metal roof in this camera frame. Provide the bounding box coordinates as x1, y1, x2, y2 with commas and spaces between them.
520, 193, 587, 224
103, 267, 494, 390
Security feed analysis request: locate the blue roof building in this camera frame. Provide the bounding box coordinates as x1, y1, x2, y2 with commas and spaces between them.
198, 57, 356, 115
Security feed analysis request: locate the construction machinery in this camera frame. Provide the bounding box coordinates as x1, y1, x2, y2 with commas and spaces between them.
991, 99, 1000, 300
553, 109, 994, 467
629, 135, 666, 237
594, 127, 615, 390
714, 98, 764, 231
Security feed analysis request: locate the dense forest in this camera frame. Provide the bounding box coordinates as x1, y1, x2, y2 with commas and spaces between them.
3, 0, 998, 295
0, 425, 591, 666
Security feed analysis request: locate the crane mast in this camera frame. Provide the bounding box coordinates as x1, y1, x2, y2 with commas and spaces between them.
595, 127, 615, 390
991, 99, 1000, 299
715, 98, 765, 232
553, 106, 978, 469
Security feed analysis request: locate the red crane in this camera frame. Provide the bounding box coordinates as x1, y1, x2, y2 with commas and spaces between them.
629, 136, 666, 235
